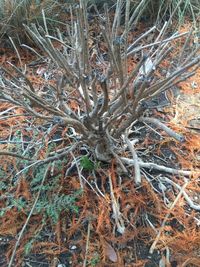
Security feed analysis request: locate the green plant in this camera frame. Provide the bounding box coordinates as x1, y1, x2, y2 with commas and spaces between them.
24, 238, 36, 255
0, 180, 7, 190
34, 191, 81, 224
30, 163, 81, 224
89, 252, 101, 266
80, 156, 95, 171
0, 197, 26, 216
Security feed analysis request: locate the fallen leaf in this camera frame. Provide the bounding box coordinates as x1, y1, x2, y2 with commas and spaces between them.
102, 239, 118, 263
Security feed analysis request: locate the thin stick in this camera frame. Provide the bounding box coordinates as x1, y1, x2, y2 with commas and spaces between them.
83, 220, 91, 267
177, 27, 193, 65
139, 117, 185, 142
149, 180, 188, 254
14, 143, 79, 178
71, 151, 84, 189
120, 157, 199, 177
127, 26, 157, 54
7, 62, 35, 93
0, 106, 16, 115
45, 35, 75, 50
124, 136, 141, 185
8, 164, 50, 267
111, 150, 128, 174
9, 37, 23, 70
123, 0, 146, 37
98, 78, 109, 117
21, 44, 44, 59
112, 0, 123, 40
124, 0, 131, 77
150, 22, 168, 55
161, 177, 200, 211
42, 9, 49, 35
127, 31, 188, 56
0, 151, 31, 161
109, 173, 125, 234
0, 113, 30, 120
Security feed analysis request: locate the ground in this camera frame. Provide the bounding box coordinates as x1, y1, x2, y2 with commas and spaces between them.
0, 20, 200, 267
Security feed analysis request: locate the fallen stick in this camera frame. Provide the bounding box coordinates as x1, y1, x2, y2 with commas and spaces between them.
121, 157, 199, 177
124, 136, 141, 185
149, 180, 188, 254
160, 177, 200, 211
8, 164, 50, 267
139, 117, 185, 142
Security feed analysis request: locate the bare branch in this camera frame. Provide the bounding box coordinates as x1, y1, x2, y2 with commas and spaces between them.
124, 136, 141, 185
139, 117, 185, 142
0, 151, 31, 161
121, 157, 199, 177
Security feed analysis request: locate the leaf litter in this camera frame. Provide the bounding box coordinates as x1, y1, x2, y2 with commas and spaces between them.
0, 18, 200, 267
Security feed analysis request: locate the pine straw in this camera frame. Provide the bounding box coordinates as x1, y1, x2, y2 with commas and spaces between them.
0, 24, 200, 267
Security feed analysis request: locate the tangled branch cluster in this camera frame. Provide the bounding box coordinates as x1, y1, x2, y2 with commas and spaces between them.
0, 0, 200, 176
1, 3, 200, 265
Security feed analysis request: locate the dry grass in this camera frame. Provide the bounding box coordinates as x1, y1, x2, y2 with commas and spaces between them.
0, 0, 68, 45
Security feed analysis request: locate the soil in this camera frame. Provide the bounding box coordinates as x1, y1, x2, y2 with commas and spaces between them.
0, 9, 200, 267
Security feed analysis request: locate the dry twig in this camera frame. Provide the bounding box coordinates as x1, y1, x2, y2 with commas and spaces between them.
149, 180, 188, 254
8, 164, 51, 267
